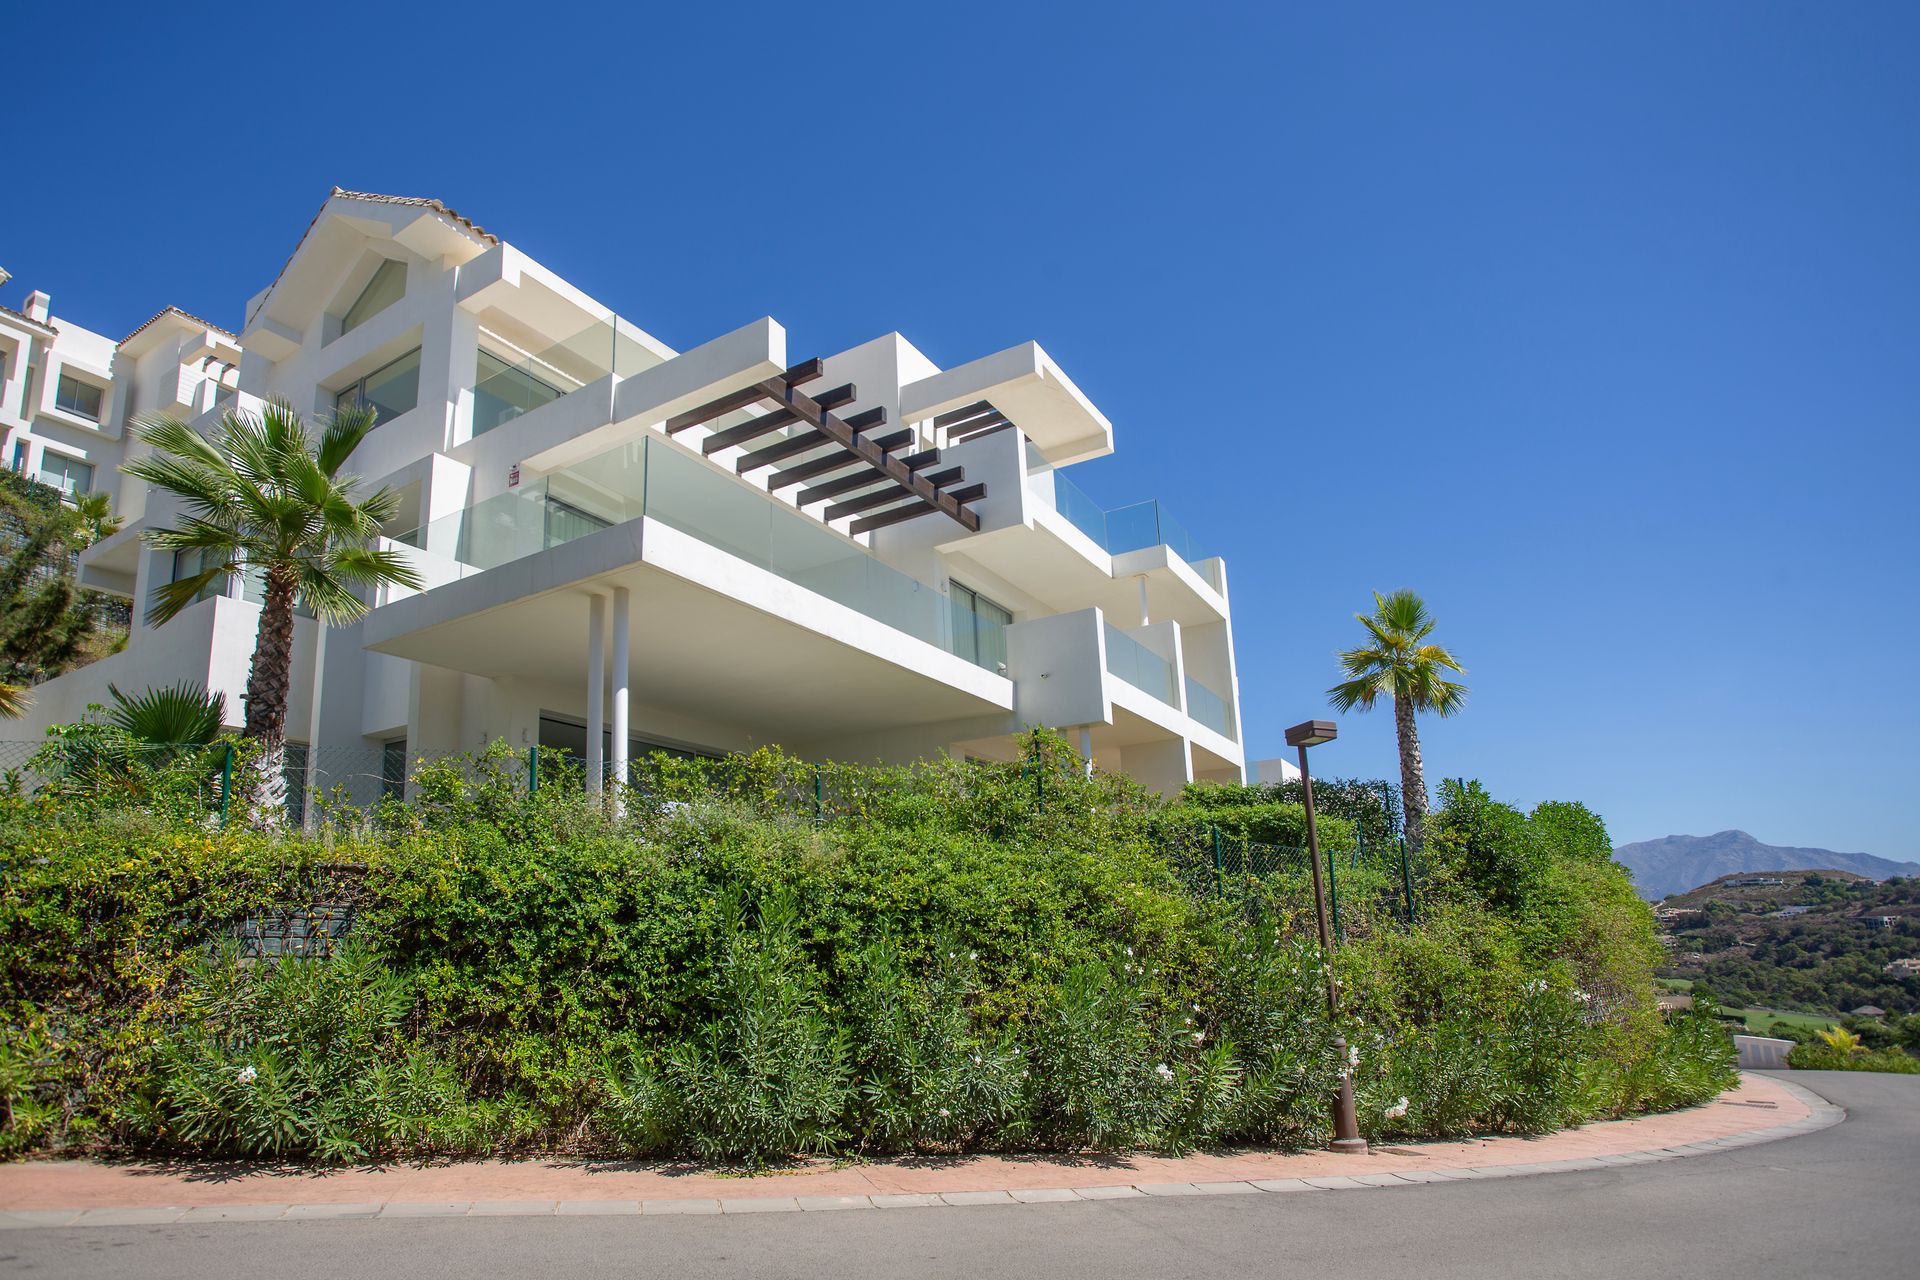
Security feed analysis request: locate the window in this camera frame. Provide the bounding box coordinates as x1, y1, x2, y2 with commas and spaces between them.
8, 440, 25, 473
381, 739, 408, 800
544, 496, 610, 547
54, 373, 104, 421
168, 548, 227, 608
333, 347, 421, 426
339, 259, 407, 337
37, 452, 94, 497
473, 349, 564, 435
949, 581, 1012, 673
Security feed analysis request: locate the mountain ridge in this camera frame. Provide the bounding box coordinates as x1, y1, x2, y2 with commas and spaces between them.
1613, 830, 1920, 900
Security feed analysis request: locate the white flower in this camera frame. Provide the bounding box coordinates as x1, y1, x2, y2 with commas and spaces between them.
236, 1065, 258, 1085
1191, 1003, 1201, 1014
1125, 947, 1134, 957
1192, 1032, 1205, 1045
938, 1108, 950, 1118
1347, 1045, 1361, 1069
1155, 1063, 1174, 1082
1572, 989, 1592, 1004
969, 952, 978, 961
1383, 1097, 1409, 1120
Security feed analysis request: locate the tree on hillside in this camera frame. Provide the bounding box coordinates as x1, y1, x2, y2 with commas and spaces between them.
1327, 589, 1467, 848
0, 475, 124, 717
123, 401, 420, 822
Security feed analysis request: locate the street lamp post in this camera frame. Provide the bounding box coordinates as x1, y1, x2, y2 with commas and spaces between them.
1286, 718, 1367, 1155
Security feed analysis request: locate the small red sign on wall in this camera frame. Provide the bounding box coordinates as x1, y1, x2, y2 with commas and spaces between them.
508, 465, 521, 489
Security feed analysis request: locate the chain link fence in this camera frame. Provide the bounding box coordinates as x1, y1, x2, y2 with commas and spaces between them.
2, 734, 1421, 925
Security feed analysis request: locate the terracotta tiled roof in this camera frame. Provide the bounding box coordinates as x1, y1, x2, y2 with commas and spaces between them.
120, 306, 238, 346
328, 189, 498, 246
0, 303, 56, 334
245, 187, 499, 331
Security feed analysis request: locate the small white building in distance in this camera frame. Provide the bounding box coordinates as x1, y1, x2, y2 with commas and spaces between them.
6, 189, 1247, 802
1252, 756, 1301, 785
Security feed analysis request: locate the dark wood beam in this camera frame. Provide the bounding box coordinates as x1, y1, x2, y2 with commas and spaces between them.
703, 384, 854, 454
759, 377, 981, 530
944, 482, 987, 505
922, 465, 965, 488
735, 405, 887, 474
932, 400, 993, 428
780, 357, 825, 387
767, 426, 912, 491
825, 485, 918, 521
849, 500, 938, 535
798, 471, 896, 505
898, 448, 941, 470
664, 358, 823, 433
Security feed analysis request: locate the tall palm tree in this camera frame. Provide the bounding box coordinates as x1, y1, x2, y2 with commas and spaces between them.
1327, 589, 1467, 849
124, 400, 421, 822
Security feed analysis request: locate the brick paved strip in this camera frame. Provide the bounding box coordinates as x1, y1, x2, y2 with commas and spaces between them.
0, 1073, 1843, 1228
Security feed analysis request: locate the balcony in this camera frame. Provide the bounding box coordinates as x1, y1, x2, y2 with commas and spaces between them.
388, 435, 1006, 673
1051, 470, 1223, 592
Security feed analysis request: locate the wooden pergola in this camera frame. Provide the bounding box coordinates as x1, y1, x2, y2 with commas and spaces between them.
665, 359, 986, 534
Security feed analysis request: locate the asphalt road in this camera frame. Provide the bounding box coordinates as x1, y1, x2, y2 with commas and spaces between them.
4, 1072, 1913, 1280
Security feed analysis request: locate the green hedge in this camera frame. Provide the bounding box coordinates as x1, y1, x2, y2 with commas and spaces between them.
0, 734, 1735, 1164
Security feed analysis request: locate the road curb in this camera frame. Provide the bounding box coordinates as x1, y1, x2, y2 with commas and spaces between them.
0, 1074, 1843, 1230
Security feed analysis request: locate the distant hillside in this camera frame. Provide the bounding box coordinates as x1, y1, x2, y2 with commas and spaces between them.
1654, 870, 1920, 1018
1613, 830, 1920, 900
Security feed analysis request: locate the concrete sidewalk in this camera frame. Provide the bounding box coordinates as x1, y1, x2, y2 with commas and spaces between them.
0, 1073, 1837, 1228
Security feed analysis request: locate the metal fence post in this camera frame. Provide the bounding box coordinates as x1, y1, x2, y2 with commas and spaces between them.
219, 744, 233, 828
1326, 838, 1342, 941
813, 765, 823, 828
1400, 837, 1416, 926
1211, 825, 1224, 899
528, 745, 539, 795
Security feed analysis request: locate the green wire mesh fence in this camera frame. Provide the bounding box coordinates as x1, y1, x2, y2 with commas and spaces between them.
1, 734, 1419, 924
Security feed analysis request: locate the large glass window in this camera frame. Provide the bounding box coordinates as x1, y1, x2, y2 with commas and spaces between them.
54, 373, 104, 421
949, 581, 1012, 674
339, 259, 407, 337
473, 349, 565, 436
37, 452, 94, 497
334, 347, 421, 427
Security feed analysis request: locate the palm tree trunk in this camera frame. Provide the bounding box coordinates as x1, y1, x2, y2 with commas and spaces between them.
1393, 692, 1428, 849
240, 563, 298, 827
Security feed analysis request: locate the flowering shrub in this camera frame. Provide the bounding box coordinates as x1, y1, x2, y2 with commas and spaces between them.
0, 734, 1736, 1163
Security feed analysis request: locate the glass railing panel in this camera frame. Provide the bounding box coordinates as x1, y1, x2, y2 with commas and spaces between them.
1051, 469, 1109, 548
1185, 676, 1235, 739
1104, 621, 1177, 705
641, 439, 951, 651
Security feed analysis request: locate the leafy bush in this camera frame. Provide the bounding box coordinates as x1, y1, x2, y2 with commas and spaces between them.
0, 733, 1736, 1163
129, 944, 496, 1161
1787, 1043, 1920, 1073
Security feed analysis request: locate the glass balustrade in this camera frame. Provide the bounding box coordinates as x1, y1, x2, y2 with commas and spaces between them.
383, 437, 956, 656
1103, 621, 1177, 706
1039, 469, 1221, 592
1184, 675, 1236, 740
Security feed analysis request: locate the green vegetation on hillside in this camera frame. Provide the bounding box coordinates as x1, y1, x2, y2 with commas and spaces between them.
1657, 871, 1920, 1017
0, 734, 1732, 1164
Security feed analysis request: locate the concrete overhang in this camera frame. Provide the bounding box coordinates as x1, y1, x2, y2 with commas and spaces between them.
901, 342, 1114, 466
943, 520, 1228, 628
362, 516, 1012, 743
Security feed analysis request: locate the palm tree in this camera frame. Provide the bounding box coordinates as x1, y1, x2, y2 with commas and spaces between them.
1327, 589, 1467, 849
123, 400, 421, 822
107, 680, 227, 747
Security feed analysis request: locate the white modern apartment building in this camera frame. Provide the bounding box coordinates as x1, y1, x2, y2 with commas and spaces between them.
10, 189, 1246, 795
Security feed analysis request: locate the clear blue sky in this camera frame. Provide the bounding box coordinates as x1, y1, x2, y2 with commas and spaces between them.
7, 3, 1916, 856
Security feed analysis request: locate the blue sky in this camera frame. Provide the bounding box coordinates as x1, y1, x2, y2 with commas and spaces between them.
7, 3, 1916, 856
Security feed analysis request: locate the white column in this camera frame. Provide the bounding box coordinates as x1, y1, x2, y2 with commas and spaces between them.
586, 593, 606, 794
1077, 726, 1095, 778
609, 585, 630, 815
1137, 575, 1151, 628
